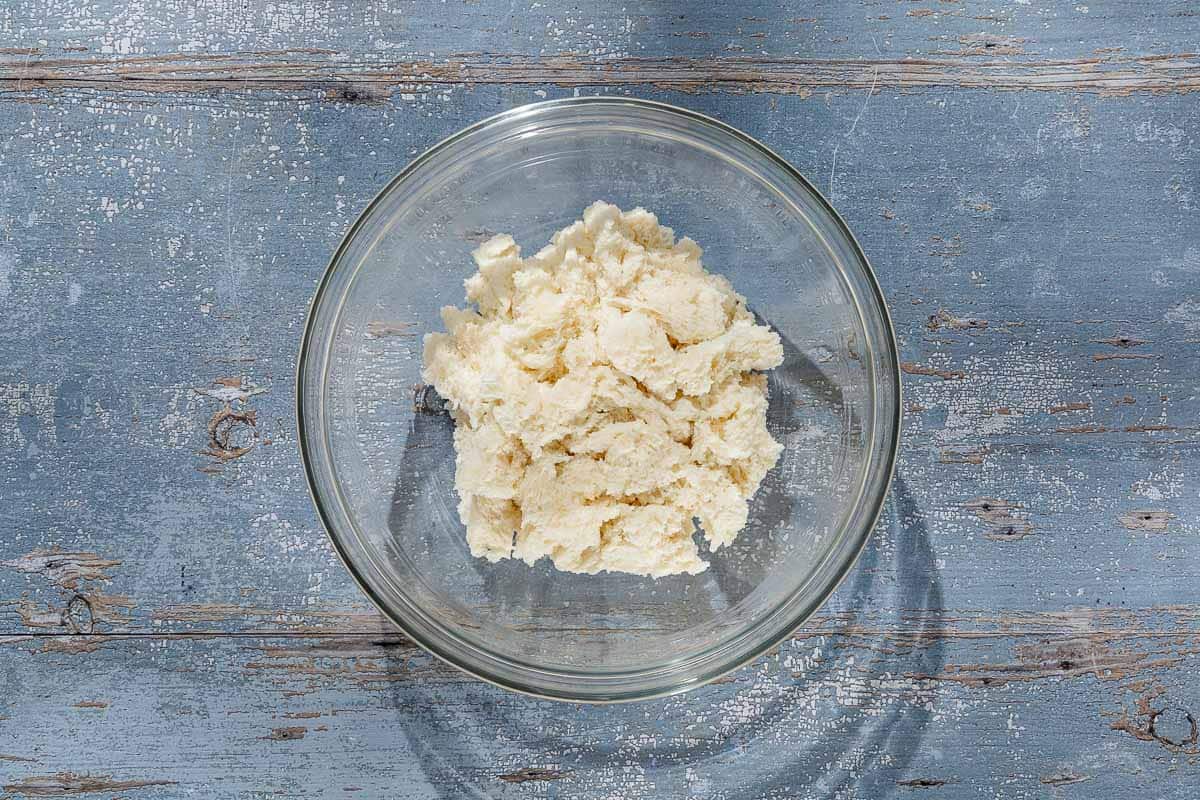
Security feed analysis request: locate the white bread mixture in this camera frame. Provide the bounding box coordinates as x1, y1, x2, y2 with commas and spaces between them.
422, 202, 784, 577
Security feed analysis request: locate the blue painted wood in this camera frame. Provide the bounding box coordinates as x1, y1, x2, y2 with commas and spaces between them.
1, 0, 1199, 796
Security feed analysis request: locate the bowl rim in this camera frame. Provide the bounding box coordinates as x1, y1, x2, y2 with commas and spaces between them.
296, 95, 902, 703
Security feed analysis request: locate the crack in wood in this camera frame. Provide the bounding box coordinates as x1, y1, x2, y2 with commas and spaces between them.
1093, 352, 1158, 362
1, 550, 120, 590
2, 773, 176, 796
1093, 336, 1149, 348
69, 700, 109, 709
938, 445, 989, 465
917, 632, 1200, 688
897, 777, 951, 788
1040, 771, 1091, 786
900, 361, 965, 380
497, 768, 571, 784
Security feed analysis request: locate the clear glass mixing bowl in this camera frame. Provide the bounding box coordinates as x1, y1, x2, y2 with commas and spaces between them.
297, 98, 900, 702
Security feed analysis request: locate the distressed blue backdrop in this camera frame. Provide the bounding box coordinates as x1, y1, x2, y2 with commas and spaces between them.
1, 2, 1198, 797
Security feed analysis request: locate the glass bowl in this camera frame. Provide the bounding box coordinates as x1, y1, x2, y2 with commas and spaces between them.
297, 98, 900, 702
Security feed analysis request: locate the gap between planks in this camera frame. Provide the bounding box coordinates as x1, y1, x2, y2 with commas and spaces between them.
0, 51, 1198, 95
3, 626, 1199, 643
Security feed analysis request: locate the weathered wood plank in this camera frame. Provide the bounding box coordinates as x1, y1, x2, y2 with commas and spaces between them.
2, 0, 1200, 65
4, 1, 1200, 103
0, 616, 1196, 798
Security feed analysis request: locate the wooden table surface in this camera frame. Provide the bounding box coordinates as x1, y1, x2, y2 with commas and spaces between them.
2, 1, 1198, 797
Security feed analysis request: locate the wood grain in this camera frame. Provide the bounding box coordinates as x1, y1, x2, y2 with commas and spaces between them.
2, 52, 1199, 96
1, 0, 1199, 797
